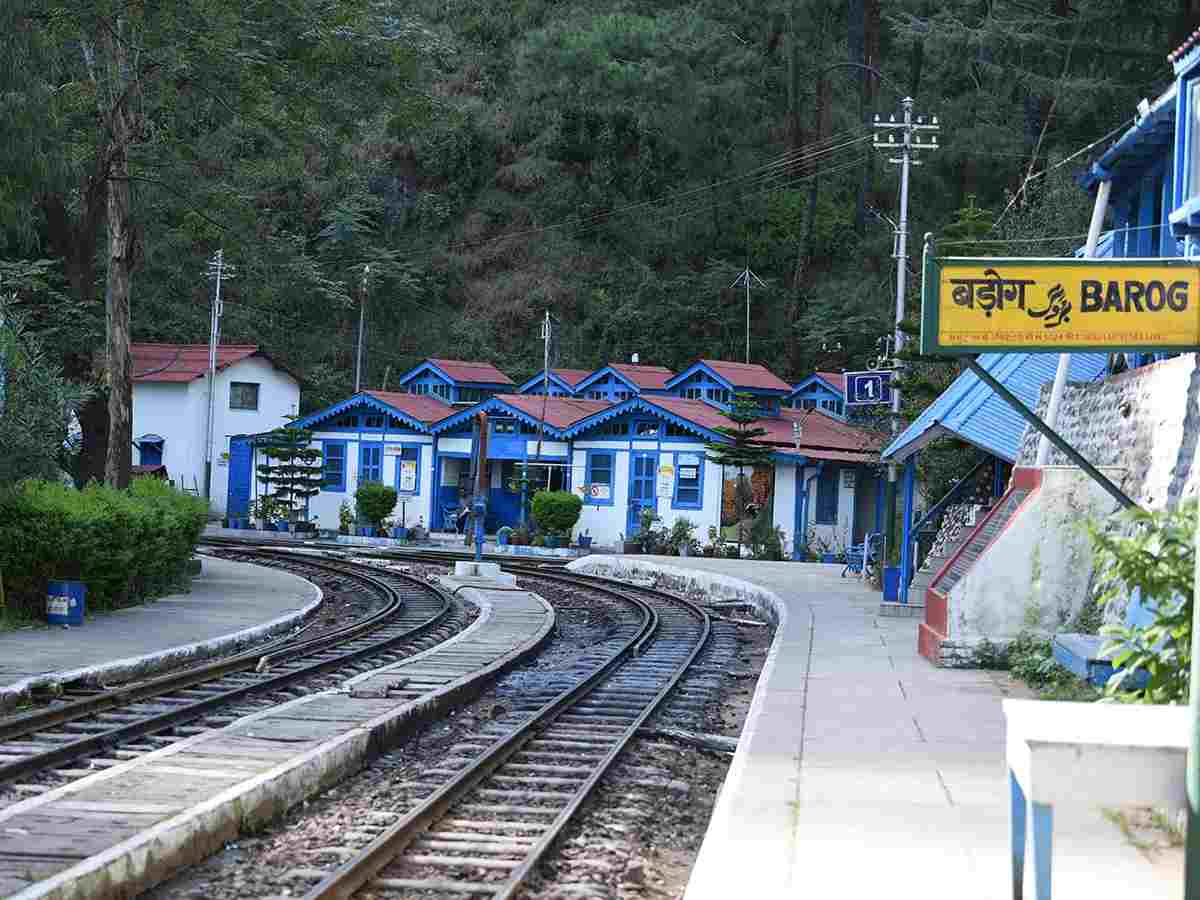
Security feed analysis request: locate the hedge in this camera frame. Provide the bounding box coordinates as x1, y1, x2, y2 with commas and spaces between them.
0, 479, 208, 618
530, 490, 583, 536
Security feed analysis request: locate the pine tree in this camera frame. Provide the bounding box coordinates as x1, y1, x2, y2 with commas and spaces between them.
706, 393, 775, 553
255, 427, 325, 524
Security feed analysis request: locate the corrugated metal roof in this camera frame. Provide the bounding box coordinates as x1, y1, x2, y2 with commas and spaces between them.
881, 353, 1109, 463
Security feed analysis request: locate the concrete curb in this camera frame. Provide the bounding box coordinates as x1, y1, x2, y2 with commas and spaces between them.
565, 556, 800, 900
0, 557, 323, 714
8, 586, 556, 900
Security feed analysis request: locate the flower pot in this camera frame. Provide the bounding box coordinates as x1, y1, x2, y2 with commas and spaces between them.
392, 526, 408, 540
545, 535, 561, 549
497, 533, 510, 546
577, 536, 592, 549
820, 552, 837, 564
679, 542, 690, 557
882, 566, 902, 603
356, 526, 373, 537
622, 541, 641, 555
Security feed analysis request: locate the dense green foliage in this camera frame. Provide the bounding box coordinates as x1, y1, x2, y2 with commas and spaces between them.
355, 481, 399, 530
1091, 500, 1197, 703
0, 479, 207, 618
531, 490, 583, 536
0, 0, 1193, 485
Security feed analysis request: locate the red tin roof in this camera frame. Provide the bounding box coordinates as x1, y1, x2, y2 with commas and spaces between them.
815, 371, 846, 393
643, 398, 879, 462
495, 394, 613, 429
131, 344, 271, 383
365, 390, 457, 424
699, 359, 793, 392
551, 368, 593, 389
428, 358, 515, 385
608, 363, 675, 390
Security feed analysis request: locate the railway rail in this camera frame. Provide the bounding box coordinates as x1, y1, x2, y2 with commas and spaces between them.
0, 551, 458, 792
294, 568, 712, 900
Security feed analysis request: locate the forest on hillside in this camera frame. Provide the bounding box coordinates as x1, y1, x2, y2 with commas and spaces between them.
1, 0, 1196, 484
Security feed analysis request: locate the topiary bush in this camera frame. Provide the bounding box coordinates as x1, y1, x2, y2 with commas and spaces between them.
530, 490, 582, 537
355, 481, 397, 532
0, 478, 207, 620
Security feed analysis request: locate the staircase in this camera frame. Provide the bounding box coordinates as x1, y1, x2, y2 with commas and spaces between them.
907, 502, 987, 602
931, 487, 1032, 595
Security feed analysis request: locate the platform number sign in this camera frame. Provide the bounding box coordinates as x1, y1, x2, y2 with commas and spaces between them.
845, 370, 893, 407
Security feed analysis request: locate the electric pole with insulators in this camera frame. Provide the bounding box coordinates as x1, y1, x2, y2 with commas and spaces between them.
732, 263, 766, 364
204, 249, 234, 502
873, 96, 938, 580
355, 264, 370, 393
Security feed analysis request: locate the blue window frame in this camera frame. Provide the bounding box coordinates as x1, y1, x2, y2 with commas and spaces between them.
815, 467, 839, 525
672, 454, 704, 509
323, 441, 347, 492
359, 443, 383, 483
584, 450, 615, 505
395, 445, 421, 495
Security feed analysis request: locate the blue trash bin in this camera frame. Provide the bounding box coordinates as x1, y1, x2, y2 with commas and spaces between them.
46, 580, 86, 626
882, 566, 901, 603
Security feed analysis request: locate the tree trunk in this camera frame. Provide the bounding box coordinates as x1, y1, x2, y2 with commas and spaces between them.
101, 19, 137, 491
75, 394, 109, 486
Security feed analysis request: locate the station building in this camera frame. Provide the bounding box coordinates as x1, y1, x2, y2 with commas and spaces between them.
229, 356, 883, 551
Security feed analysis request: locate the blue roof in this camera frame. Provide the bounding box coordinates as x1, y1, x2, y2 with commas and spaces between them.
1079, 84, 1175, 192
881, 353, 1108, 463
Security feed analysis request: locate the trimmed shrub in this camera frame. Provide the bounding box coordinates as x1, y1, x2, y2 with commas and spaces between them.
0, 479, 208, 618
355, 481, 398, 531
530, 490, 582, 537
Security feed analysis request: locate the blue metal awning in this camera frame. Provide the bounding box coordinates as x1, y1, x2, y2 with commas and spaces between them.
881, 353, 1108, 464
1079, 84, 1175, 192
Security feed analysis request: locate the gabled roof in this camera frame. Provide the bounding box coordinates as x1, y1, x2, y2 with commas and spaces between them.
364, 391, 458, 424
576, 363, 675, 394
556, 395, 880, 463
292, 390, 454, 432
397, 358, 515, 387
789, 371, 846, 397
516, 368, 593, 394
881, 353, 1109, 464
131, 343, 293, 383
666, 359, 792, 394
431, 394, 612, 436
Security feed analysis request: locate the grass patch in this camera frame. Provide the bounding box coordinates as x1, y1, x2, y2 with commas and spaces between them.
987, 632, 1103, 701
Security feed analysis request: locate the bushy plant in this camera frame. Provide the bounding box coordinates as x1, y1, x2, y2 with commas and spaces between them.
1090, 500, 1197, 703
355, 481, 397, 531
0, 479, 207, 618
750, 512, 785, 560
530, 490, 583, 537
667, 517, 698, 555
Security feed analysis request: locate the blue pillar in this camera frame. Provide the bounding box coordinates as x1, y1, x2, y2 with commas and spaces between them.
899, 457, 916, 604
792, 463, 804, 559
1010, 770, 1026, 898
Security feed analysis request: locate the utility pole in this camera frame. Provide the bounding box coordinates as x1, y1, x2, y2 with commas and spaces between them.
355, 264, 370, 393
873, 96, 938, 577
535, 310, 552, 477
731, 262, 766, 364
203, 249, 231, 502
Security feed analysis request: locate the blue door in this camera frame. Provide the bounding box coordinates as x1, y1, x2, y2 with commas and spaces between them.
226, 437, 253, 518
627, 452, 658, 536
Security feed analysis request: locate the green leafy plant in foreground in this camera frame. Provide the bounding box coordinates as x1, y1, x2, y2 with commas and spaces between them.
1090, 499, 1197, 703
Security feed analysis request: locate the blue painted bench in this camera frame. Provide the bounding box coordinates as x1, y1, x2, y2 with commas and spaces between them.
841, 532, 883, 578
1050, 588, 1154, 689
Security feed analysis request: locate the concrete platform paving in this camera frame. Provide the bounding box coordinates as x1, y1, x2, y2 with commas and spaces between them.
569, 555, 1182, 900
0, 556, 321, 705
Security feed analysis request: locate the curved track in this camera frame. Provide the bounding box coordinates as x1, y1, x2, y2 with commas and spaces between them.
0, 552, 457, 789
300, 567, 711, 900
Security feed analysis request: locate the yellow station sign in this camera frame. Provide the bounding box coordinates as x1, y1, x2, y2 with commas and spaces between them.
920, 256, 1200, 353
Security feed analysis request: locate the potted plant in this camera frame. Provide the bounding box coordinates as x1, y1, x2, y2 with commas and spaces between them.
510, 525, 530, 546
392, 523, 409, 540
577, 529, 593, 550
338, 500, 354, 535
668, 517, 698, 557
620, 532, 640, 554
355, 482, 398, 538
532, 533, 545, 547
497, 526, 513, 547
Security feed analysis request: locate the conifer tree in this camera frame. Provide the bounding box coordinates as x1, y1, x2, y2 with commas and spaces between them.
706, 393, 775, 553
256, 427, 325, 524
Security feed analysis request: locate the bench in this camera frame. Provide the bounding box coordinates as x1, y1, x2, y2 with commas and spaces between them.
1004, 699, 1187, 899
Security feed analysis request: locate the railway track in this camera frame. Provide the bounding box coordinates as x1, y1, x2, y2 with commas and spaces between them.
0, 552, 459, 792
292, 568, 712, 900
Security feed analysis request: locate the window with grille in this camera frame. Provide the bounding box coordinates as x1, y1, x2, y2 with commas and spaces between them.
815, 467, 839, 524
230, 382, 259, 410
323, 442, 346, 491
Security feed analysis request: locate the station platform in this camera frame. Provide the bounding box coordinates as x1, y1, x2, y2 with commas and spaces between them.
0, 556, 321, 708
568, 555, 1181, 900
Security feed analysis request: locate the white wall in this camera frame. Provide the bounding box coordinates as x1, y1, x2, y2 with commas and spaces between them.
772, 463, 797, 553
574, 444, 629, 545
257, 432, 434, 531
793, 464, 856, 555
133, 355, 298, 515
